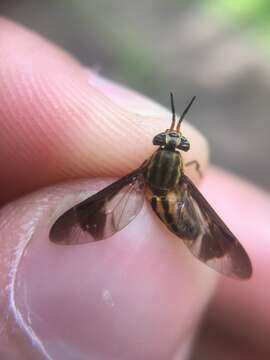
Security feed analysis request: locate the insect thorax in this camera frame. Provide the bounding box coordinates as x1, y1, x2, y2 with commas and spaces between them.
145, 148, 183, 193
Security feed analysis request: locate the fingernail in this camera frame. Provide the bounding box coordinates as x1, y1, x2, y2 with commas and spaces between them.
87, 70, 170, 115
11, 180, 216, 359
86, 71, 209, 183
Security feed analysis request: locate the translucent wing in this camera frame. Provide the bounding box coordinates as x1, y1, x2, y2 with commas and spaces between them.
154, 175, 252, 279
49, 168, 145, 245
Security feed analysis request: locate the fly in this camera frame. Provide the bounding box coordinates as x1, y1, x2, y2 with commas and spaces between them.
49, 93, 252, 279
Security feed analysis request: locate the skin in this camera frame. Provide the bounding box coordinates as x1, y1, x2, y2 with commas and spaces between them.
0, 18, 269, 360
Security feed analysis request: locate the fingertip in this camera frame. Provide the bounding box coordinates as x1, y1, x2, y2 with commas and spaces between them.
0, 17, 208, 205
201, 167, 270, 350
0, 178, 216, 359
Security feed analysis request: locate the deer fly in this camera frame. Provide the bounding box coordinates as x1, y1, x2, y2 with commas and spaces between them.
49, 93, 252, 279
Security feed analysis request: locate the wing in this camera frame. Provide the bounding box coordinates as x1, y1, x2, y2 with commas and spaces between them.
164, 175, 252, 279
49, 168, 145, 245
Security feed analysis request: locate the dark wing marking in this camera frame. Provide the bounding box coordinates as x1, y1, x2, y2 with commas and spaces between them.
171, 175, 252, 279
49, 168, 145, 245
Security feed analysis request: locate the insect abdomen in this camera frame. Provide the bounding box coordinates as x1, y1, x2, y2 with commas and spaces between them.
146, 188, 179, 233
146, 149, 182, 191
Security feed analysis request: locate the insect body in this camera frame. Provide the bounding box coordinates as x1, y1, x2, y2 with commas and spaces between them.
50, 94, 252, 280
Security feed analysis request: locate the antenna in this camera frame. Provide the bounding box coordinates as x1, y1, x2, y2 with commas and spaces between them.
169, 92, 176, 131
176, 96, 196, 132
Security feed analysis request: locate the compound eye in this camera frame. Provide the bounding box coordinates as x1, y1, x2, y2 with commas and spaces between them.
177, 137, 190, 151
153, 132, 166, 146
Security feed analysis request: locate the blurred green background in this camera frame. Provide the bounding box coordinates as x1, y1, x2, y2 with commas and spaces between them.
2, 1, 269, 359
2, 0, 270, 191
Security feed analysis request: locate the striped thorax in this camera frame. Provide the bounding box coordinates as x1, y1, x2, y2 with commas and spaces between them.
146, 149, 182, 192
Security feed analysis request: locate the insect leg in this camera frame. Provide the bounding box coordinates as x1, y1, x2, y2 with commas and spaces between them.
185, 160, 202, 178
